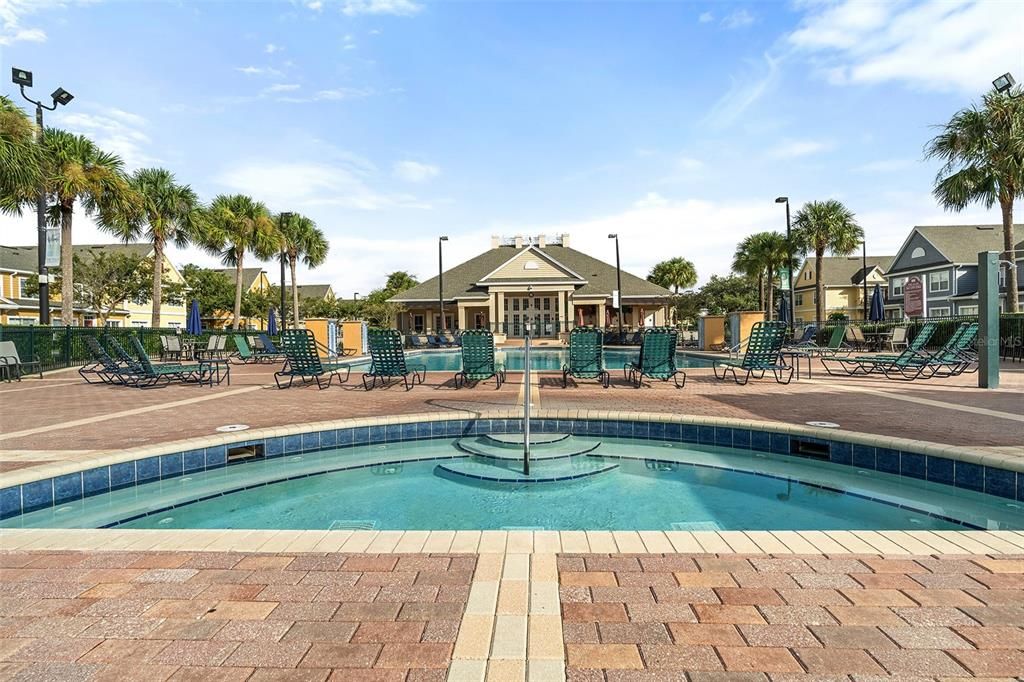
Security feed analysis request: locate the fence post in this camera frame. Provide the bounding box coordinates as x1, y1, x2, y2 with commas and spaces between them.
63, 326, 72, 367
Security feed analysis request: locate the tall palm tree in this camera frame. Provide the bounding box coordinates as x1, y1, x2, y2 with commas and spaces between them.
203, 195, 278, 330
926, 86, 1023, 312
0, 96, 41, 212
732, 232, 793, 320
276, 212, 329, 327
791, 200, 863, 330
106, 168, 204, 327
42, 129, 136, 324
647, 257, 697, 293
732, 235, 767, 310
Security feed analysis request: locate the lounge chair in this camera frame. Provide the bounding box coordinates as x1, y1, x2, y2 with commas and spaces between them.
194, 336, 219, 360
274, 329, 351, 389
443, 331, 459, 347
712, 321, 792, 385
454, 329, 506, 388
883, 322, 978, 381
802, 325, 849, 357
128, 336, 203, 386
888, 326, 909, 353
563, 327, 609, 388
407, 334, 426, 349
783, 325, 817, 350
231, 334, 262, 364
363, 328, 427, 390
846, 326, 869, 351
79, 336, 130, 385
0, 340, 42, 381
624, 327, 685, 388
257, 333, 289, 362
821, 321, 938, 377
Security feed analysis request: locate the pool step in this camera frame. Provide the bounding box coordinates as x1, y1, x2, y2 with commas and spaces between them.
455, 434, 600, 461
435, 456, 617, 484
481, 433, 571, 448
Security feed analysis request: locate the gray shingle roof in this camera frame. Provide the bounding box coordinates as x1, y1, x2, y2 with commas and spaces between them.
795, 256, 894, 290
0, 243, 154, 272
214, 268, 267, 291
390, 245, 672, 302
297, 284, 334, 300
891, 224, 1023, 272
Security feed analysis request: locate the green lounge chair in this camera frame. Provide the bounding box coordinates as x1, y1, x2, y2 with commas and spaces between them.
231, 334, 265, 364
882, 322, 978, 381
80, 336, 131, 385
563, 326, 609, 388
363, 328, 426, 390
712, 321, 792, 385
624, 327, 685, 388
821, 321, 938, 377
275, 329, 351, 389
803, 325, 849, 357
128, 336, 203, 386
454, 329, 506, 388
0, 340, 42, 381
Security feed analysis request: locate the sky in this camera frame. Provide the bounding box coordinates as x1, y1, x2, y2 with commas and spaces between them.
1, 0, 1022, 296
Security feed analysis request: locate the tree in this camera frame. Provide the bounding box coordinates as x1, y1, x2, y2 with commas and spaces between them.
384, 271, 419, 294
0, 96, 41, 211
180, 264, 235, 318
687, 274, 760, 317
791, 200, 863, 330
41, 129, 137, 325
926, 86, 1023, 312
106, 168, 204, 327
361, 288, 406, 327
647, 258, 697, 294
731, 232, 793, 320
48, 251, 152, 326
276, 213, 329, 327
202, 195, 279, 329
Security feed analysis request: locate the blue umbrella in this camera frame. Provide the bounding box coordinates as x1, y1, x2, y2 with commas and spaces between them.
186, 299, 202, 335
267, 307, 278, 336
776, 293, 790, 325
869, 284, 884, 322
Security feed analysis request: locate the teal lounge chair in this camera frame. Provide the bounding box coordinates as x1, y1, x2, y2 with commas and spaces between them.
275, 329, 351, 389
821, 321, 938, 377
712, 321, 791, 385
563, 327, 609, 388
624, 327, 685, 388
128, 336, 203, 386
231, 334, 265, 364
883, 322, 978, 381
80, 336, 131, 385
804, 325, 849, 357
454, 329, 506, 388
363, 328, 427, 390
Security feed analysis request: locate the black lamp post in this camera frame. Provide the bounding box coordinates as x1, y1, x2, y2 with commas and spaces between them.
774, 197, 795, 333
438, 236, 448, 332
12, 67, 73, 325
993, 72, 1020, 98
278, 212, 292, 330
862, 240, 869, 321
608, 234, 623, 340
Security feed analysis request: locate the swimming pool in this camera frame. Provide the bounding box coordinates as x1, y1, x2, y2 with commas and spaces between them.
346, 348, 712, 372
7, 434, 1023, 531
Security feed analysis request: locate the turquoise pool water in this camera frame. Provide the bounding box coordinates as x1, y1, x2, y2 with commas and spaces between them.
9, 436, 1023, 531
347, 348, 712, 372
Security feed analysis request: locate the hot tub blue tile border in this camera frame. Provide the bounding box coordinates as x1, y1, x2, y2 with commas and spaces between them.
2, 417, 1022, 520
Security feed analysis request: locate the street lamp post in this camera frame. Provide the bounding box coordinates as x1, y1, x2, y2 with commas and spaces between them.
608, 234, 623, 341
278, 212, 292, 330
438, 236, 448, 332
862, 240, 869, 321
774, 197, 795, 334
11, 67, 73, 325
993, 72, 1021, 98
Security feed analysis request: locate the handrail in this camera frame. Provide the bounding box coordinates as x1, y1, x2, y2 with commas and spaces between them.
523, 331, 531, 475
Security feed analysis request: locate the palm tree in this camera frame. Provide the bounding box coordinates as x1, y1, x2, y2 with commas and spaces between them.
203, 195, 278, 330
385, 271, 419, 293
107, 168, 204, 327
0, 96, 41, 212
647, 257, 697, 293
926, 86, 1023, 312
791, 200, 863, 330
276, 212, 329, 327
42, 129, 135, 325
732, 235, 767, 310
731, 232, 793, 320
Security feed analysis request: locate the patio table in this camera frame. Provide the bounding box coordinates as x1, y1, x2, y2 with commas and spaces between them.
864, 331, 892, 352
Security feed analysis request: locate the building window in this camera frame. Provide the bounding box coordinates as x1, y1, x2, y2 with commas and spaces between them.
512, 298, 520, 311
131, 321, 146, 328
892, 277, 905, 296
169, 322, 181, 328
958, 305, 978, 316
412, 314, 425, 333
931, 306, 951, 317
795, 293, 804, 307
911, 247, 926, 258
7, 316, 34, 325
543, 297, 551, 311
16, 276, 27, 298
929, 271, 950, 292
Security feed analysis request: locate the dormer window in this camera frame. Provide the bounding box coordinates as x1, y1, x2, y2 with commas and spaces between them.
524, 260, 539, 270
911, 247, 925, 258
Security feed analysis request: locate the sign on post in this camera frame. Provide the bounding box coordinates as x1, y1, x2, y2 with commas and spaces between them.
904, 276, 924, 317
777, 268, 790, 291
44, 226, 60, 268
612, 290, 620, 309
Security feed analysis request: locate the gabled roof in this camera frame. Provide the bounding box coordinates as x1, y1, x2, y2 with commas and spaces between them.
887, 224, 1024, 274
214, 268, 267, 291
0, 243, 154, 272
795, 256, 894, 290
297, 284, 334, 300
390, 244, 672, 302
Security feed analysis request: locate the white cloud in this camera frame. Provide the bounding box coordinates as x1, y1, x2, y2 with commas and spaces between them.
698, 11, 714, 23
341, 0, 422, 16
264, 83, 301, 93
306, 0, 323, 9
235, 66, 284, 77
55, 106, 158, 170
264, 43, 281, 54
788, 0, 1024, 94
343, 33, 357, 50
853, 158, 917, 173
721, 9, 754, 29
766, 139, 833, 159
393, 160, 440, 183
703, 53, 780, 129
313, 87, 374, 100
0, 0, 79, 45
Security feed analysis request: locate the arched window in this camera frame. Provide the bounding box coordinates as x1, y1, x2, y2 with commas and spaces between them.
911, 247, 926, 259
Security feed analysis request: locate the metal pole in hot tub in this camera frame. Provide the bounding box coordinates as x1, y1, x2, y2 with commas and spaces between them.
523, 289, 532, 475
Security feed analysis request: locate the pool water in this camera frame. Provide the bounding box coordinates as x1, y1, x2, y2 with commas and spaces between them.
347, 348, 712, 372
9, 436, 1023, 531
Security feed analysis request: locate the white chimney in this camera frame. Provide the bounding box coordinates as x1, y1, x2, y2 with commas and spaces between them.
537, 234, 546, 249
514, 235, 524, 249
561, 233, 570, 248
491, 235, 500, 249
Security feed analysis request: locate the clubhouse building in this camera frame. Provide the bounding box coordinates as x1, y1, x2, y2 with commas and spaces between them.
389, 234, 673, 339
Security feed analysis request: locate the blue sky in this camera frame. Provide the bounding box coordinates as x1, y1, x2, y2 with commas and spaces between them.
2, 0, 1021, 294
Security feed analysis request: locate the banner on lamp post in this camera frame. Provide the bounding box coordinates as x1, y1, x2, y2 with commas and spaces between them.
777, 268, 790, 291
44, 226, 60, 268
612, 290, 620, 309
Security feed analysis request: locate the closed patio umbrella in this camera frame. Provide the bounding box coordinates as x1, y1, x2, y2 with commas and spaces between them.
267, 307, 278, 336
777, 293, 790, 325
186, 300, 202, 335
869, 284, 884, 322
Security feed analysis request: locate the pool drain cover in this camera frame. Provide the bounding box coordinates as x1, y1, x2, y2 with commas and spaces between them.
806, 421, 840, 429
216, 424, 250, 433
329, 520, 377, 530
